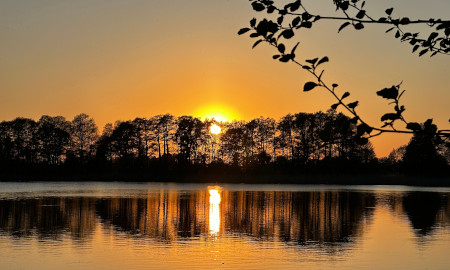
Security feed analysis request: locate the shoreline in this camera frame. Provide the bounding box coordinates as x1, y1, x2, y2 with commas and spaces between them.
1, 172, 449, 187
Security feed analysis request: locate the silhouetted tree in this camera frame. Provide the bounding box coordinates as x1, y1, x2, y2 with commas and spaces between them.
109, 121, 140, 161
403, 120, 447, 174
277, 114, 295, 160
387, 145, 407, 164
220, 122, 246, 166
70, 114, 98, 163
175, 116, 203, 162
34, 116, 71, 164
95, 124, 114, 162
152, 114, 175, 158
2, 118, 37, 163
132, 117, 153, 159
254, 117, 276, 159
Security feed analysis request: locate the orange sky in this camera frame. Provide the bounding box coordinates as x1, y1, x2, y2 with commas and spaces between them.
1, 0, 449, 157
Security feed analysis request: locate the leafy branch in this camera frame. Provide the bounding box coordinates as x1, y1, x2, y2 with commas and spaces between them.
239, 0, 450, 146
245, 0, 450, 56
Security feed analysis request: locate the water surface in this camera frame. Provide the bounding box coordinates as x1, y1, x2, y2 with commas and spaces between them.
0, 182, 449, 269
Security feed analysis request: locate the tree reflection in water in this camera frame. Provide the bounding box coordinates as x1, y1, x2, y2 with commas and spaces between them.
0, 189, 449, 247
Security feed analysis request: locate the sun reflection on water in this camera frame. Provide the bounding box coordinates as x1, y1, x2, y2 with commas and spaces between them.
208, 188, 221, 236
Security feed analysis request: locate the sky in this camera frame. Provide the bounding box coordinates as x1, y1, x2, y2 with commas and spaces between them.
1, 0, 449, 157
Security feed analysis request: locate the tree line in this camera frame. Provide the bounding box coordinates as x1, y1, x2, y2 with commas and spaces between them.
0, 111, 447, 179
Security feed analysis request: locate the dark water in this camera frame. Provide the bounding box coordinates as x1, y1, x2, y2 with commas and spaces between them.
0, 182, 449, 269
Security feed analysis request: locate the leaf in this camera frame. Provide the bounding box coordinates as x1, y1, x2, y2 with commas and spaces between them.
252, 2, 265, 12
302, 12, 312, 21
385, 27, 394, 33
339, 1, 349, 11
292, 16, 301, 27
399, 17, 410, 25
272, 55, 281, 60
357, 123, 373, 135
317, 56, 329, 66
376, 86, 398, 99
301, 21, 312, 29
398, 89, 405, 99
419, 49, 428, 57
281, 29, 294, 39
428, 32, 439, 41
318, 70, 324, 81
249, 33, 260, 38
354, 23, 364, 30
341, 92, 350, 99
279, 55, 291, 62
277, 44, 285, 53
436, 23, 447, 30
356, 10, 366, 19
250, 18, 257, 27
252, 40, 263, 49
256, 19, 279, 36
238, 28, 251, 35
424, 123, 438, 135
350, 117, 359, 124
381, 113, 400, 122
332, 83, 339, 88
306, 58, 318, 65
277, 16, 284, 25
347, 101, 359, 109
338, 22, 351, 33
354, 137, 369, 145
385, 8, 393, 16
303, 82, 318, 92
331, 103, 340, 110
364, 124, 373, 134
291, 42, 300, 54
356, 125, 365, 136
406, 122, 422, 131
289, 0, 301, 12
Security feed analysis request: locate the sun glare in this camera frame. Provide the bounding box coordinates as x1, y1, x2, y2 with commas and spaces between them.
206, 114, 228, 123
195, 104, 239, 123
210, 124, 221, 135
208, 188, 221, 236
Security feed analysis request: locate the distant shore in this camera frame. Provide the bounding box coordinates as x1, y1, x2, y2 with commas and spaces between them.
1, 171, 449, 187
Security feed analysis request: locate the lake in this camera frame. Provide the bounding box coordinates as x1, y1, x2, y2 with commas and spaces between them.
0, 182, 449, 269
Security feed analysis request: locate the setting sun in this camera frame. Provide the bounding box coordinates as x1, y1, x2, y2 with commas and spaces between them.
210, 124, 221, 135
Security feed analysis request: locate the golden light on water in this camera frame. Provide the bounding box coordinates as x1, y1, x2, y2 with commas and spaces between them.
210, 124, 221, 135
208, 188, 221, 236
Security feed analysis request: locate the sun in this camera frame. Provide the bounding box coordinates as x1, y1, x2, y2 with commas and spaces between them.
210, 124, 221, 135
